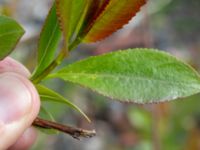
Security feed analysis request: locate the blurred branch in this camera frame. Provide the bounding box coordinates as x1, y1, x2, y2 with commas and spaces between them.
152, 106, 161, 150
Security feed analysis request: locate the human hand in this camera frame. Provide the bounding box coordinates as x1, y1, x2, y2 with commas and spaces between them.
0, 57, 40, 150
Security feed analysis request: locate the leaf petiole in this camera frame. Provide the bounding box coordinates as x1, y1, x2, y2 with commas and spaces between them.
31, 49, 67, 84
31, 38, 80, 84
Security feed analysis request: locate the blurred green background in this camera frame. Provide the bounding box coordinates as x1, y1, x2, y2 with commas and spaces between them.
1, 0, 200, 149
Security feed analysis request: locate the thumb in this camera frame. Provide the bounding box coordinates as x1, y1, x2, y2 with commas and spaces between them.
0, 72, 40, 149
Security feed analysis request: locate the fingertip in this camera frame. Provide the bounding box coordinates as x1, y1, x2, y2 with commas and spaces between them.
0, 73, 40, 149
8, 127, 38, 150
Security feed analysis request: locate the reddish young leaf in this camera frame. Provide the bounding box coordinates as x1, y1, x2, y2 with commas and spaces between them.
56, 0, 146, 46
83, 0, 147, 43
80, 0, 111, 35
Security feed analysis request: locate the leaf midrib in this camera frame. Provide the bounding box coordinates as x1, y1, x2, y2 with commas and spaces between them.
38, 21, 59, 64
54, 72, 200, 89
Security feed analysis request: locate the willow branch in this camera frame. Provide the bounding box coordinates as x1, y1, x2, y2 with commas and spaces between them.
33, 117, 96, 140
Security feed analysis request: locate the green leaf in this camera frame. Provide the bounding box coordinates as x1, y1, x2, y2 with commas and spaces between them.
36, 84, 90, 122
0, 15, 24, 60
38, 106, 58, 134
48, 49, 200, 103
56, 0, 88, 45
32, 4, 62, 78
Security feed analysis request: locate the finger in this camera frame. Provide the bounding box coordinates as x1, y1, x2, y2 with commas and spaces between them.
0, 72, 40, 149
8, 127, 38, 150
0, 57, 30, 77
0, 57, 40, 149
0, 57, 39, 149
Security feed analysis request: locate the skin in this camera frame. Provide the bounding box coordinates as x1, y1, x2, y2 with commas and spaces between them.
0, 57, 40, 150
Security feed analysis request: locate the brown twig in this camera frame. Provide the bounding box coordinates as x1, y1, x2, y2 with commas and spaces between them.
33, 117, 96, 140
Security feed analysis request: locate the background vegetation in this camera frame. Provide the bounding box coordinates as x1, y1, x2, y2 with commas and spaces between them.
1, 0, 200, 149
